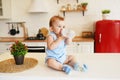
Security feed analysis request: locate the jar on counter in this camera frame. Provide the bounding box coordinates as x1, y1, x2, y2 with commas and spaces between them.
61, 5, 66, 11
73, 4, 77, 10
66, 4, 72, 11
77, 4, 82, 10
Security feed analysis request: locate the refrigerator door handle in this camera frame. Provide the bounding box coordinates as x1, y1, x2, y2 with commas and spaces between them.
99, 33, 102, 43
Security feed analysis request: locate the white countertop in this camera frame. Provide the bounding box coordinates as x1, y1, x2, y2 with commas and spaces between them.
0, 52, 120, 80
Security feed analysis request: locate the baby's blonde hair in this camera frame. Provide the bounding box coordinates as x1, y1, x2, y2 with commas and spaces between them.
49, 16, 64, 27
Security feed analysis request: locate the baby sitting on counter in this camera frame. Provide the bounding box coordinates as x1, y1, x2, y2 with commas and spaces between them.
45, 15, 87, 74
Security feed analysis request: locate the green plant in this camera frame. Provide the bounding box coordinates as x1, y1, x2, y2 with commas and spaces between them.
102, 9, 111, 14
10, 41, 28, 56
81, 2, 88, 6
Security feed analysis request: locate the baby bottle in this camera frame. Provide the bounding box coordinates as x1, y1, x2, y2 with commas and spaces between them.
62, 29, 75, 39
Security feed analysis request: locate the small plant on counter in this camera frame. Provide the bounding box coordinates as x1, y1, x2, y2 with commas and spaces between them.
102, 9, 111, 14
10, 41, 28, 65
10, 41, 28, 56
81, 2, 88, 6
81, 2, 88, 10
102, 9, 111, 20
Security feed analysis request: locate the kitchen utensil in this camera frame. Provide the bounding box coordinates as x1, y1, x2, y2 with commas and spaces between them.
62, 29, 75, 39
10, 24, 16, 36
16, 24, 20, 34
40, 27, 48, 37
37, 33, 43, 38
36, 29, 46, 40
57, 0, 59, 4
37, 34, 46, 40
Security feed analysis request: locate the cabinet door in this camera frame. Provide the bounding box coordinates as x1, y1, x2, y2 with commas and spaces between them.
76, 42, 94, 53
0, 0, 11, 19
66, 42, 77, 54
0, 42, 13, 54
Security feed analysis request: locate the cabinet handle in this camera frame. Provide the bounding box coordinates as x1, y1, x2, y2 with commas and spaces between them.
6, 48, 9, 50
99, 33, 102, 43
77, 43, 80, 46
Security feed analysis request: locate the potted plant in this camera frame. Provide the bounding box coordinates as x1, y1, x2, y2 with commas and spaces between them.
81, 2, 88, 10
102, 9, 111, 20
102, 9, 111, 14
10, 41, 28, 65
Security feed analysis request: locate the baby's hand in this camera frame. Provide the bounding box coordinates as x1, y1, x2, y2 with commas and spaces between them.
58, 36, 66, 40
58, 29, 66, 39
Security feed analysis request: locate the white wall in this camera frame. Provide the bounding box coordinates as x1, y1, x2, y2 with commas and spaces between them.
0, 0, 120, 37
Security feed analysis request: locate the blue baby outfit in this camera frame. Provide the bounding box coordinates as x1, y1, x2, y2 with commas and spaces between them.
46, 32, 67, 64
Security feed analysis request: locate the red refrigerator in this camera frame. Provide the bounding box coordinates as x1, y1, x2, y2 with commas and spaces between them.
95, 20, 120, 53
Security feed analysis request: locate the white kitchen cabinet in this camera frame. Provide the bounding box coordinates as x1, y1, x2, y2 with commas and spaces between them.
66, 42, 77, 54
76, 42, 94, 54
0, 0, 11, 19
0, 42, 47, 54
0, 42, 13, 54
66, 42, 94, 54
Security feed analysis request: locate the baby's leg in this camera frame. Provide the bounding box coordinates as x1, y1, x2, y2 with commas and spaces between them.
47, 58, 72, 74
47, 58, 63, 71
65, 55, 87, 72
64, 55, 76, 66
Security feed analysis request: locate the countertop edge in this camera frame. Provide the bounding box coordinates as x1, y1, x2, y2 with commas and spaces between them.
0, 36, 94, 42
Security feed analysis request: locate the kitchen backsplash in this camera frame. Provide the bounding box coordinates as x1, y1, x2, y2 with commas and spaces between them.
0, 0, 120, 37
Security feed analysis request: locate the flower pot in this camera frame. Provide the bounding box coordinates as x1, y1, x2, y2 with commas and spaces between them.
102, 14, 110, 20
14, 55, 24, 65
82, 5, 87, 10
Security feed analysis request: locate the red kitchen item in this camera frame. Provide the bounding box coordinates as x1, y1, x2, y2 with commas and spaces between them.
95, 20, 120, 53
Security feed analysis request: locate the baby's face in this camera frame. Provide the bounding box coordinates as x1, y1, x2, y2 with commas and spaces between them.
52, 20, 65, 35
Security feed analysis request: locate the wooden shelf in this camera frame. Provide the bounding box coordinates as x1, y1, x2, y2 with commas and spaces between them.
60, 9, 86, 12
57, 0, 79, 4
60, 9, 87, 16
57, 0, 88, 16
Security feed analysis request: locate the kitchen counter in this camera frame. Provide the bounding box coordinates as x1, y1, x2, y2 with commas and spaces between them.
0, 37, 46, 42
0, 36, 94, 42
72, 36, 94, 42
0, 52, 120, 80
